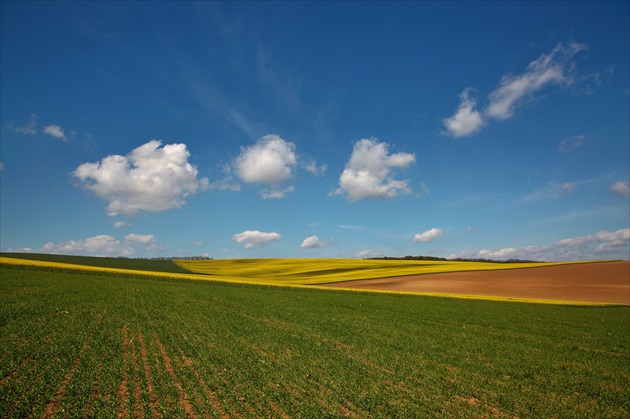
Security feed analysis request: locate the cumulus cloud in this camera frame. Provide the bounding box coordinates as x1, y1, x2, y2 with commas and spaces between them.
610, 180, 630, 197
300, 235, 327, 249
413, 228, 444, 243
443, 89, 484, 137
72, 140, 209, 216
189, 241, 205, 247
558, 134, 586, 152
113, 221, 131, 229
235, 135, 297, 184
454, 228, 629, 261
125, 233, 161, 251
333, 138, 415, 201
43, 124, 67, 141
444, 43, 589, 137
41, 233, 162, 256
42, 235, 126, 256
232, 230, 282, 249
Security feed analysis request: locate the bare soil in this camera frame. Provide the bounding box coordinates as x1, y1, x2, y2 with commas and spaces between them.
325, 261, 630, 305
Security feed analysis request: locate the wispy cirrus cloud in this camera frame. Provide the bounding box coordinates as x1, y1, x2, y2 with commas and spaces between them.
443, 42, 590, 137
9, 114, 39, 135
558, 134, 586, 152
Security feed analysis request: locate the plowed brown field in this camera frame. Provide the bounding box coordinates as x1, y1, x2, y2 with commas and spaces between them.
326, 261, 630, 305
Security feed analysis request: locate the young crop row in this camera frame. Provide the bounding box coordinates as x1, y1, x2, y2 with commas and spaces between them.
1, 263, 629, 417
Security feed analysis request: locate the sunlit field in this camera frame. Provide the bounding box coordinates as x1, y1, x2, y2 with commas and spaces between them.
1, 256, 628, 417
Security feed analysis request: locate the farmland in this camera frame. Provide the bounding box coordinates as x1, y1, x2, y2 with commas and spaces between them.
1, 257, 629, 417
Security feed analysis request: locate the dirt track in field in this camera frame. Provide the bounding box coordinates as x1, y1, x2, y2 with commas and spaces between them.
325, 261, 630, 305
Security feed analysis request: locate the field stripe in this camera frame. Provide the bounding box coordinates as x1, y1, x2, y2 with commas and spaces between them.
153, 332, 197, 418
117, 325, 130, 419
179, 353, 230, 418
137, 325, 161, 418
0, 316, 74, 387
40, 307, 108, 419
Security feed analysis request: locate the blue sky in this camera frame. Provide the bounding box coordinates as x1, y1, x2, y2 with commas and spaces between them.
1, 1, 628, 261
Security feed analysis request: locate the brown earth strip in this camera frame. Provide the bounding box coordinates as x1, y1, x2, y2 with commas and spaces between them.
41, 308, 108, 419
180, 353, 230, 418
325, 261, 630, 305
153, 332, 197, 418
137, 327, 162, 419
118, 326, 130, 419
82, 358, 104, 417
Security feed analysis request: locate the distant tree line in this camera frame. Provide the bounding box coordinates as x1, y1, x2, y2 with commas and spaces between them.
366, 255, 542, 263
118, 255, 213, 260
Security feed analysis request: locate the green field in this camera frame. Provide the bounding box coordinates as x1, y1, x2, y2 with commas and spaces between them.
1, 261, 629, 417
0, 252, 192, 274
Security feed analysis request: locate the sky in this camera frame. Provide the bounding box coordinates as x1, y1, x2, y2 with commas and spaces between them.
1, 1, 629, 261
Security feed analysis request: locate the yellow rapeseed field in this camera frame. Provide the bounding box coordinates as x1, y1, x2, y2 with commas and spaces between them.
174, 257, 576, 285
1, 256, 605, 305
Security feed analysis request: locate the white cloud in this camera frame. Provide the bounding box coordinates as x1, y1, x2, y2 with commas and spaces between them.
10, 114, 38, 135
125, 233, 161, 251
443, 88, 485, 137
235, 134, 297, 185
304, 160, 327, 175
486, 43, 586, 120
455, 228, 630, 261
43, 124, 67, 141
610, 180, 630, 197
209, 164, 241, 192
558, 135, 586, 152
413, 228, 444, 243
333, 138, 415, 201
113, 221, 130, 229
444, 43, 590, 137
519, 181, 575, 203
354, 249, 383, 258
41, 233, 162, 256
42, 235, 127, 256
300, 235, 327, 249
0, 162, 3, 171
72, 140, 209, 216
419, 181, 430, 196
232, 230, 282, 249
337, 224, 365, 230
562, 182, 574, 194
261, 185, 295, 199
189, 241, 205, 247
